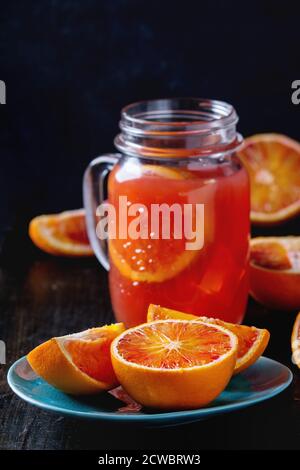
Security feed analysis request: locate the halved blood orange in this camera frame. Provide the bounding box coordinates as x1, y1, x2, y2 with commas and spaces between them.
147, 304, 270, 374
27, 323, 125, 395
29, 209, 93, 257
111, 319, 238, 409
109, 164, 198, 283
250, 237, 300, 310
291, 312, 300, 369
237, 134, 300, 225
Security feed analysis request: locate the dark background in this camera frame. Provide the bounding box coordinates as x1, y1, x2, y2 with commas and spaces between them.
1, 0, 300, 452
1, 0, 300, 230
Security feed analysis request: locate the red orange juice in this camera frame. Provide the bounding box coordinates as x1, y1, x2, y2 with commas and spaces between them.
108, 158, 250, 327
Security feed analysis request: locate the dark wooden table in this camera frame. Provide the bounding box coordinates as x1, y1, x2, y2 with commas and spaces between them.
0, 221, 300, 450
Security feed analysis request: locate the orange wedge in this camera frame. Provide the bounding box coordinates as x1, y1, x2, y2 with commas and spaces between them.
108, 164, 198, 283
111, 319, 238, 409
147, 304, 270, 374
291, 312, 300, 368
29, 209, 93, 257
27, 323, 125, 395
237, 133, 300, 225
250, 237, 300, 310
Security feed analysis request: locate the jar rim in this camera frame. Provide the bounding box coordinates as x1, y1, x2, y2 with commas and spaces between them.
116, 98, 242, 159
120, 98, 238, 134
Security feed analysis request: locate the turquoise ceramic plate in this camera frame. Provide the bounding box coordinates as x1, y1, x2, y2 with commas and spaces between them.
7, 356, 292, 426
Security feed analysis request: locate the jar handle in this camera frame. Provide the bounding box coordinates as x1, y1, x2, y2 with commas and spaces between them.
83, 154, 121, 271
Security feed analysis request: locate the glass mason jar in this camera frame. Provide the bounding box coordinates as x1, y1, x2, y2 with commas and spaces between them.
83, 98, 250, 327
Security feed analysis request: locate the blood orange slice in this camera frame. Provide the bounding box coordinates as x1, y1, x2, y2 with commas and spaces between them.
111, 319, 238, 409
291, 312, 300, 369
27, 323, 125, 395
237, 134, 300, 225
109, 164, 198, 283
250, 237, 300, 310
147, 304, 270, 374
29, 209, 93, 257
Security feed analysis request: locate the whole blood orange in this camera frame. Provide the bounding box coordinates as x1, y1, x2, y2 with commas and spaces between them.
111, 319, 238, 409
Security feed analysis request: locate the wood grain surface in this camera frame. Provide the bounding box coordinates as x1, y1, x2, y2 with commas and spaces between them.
0, 225, 299, 450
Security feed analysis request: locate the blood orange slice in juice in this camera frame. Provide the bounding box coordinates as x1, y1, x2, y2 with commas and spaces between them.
111, 319, 238, 409
108, 157, 249, 328
108, 164, 198, 283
